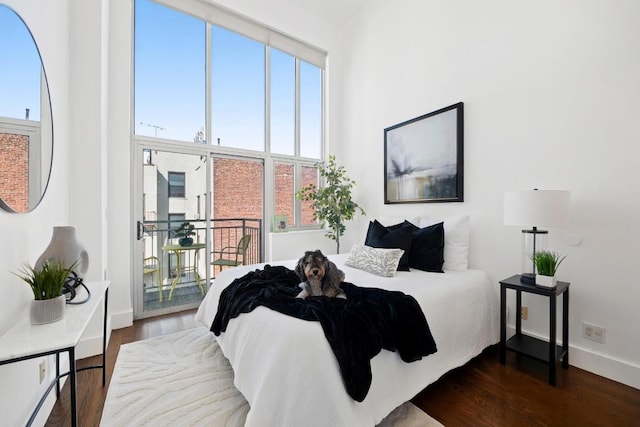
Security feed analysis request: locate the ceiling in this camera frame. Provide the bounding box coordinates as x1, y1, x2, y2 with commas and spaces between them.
292, 0, 369, 27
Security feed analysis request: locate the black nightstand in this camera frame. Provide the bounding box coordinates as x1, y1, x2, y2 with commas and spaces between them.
499, 274, 569, 385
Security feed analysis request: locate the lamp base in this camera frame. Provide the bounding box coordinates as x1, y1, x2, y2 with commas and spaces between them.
520, 273, 536, 285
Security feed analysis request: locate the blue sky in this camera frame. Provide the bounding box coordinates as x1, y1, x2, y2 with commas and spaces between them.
135, 0, 321, 157
0, 1, 321, 157
0, 5, 42, 121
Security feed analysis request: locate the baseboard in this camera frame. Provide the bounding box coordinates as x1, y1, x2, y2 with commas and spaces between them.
506, 326, 640, 390
111, 308, 133, 330
77, 309, 131, 359
76, 333, 110, 359
570, 344, 640, 390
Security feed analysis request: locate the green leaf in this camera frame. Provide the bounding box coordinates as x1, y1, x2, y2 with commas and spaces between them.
295, 155, 366, 253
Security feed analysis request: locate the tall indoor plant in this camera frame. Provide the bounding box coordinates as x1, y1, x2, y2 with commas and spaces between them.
296, 155, 365, 254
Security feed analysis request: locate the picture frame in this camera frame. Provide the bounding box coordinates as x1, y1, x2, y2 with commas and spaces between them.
272, 215, 288, 233
384, 102, 464, 204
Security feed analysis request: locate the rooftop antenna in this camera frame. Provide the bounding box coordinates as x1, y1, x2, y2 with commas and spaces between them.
139, 122, 165, 137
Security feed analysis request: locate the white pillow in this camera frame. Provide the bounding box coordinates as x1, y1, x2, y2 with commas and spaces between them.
345, 244, 405, 277
419, 214, 470, 271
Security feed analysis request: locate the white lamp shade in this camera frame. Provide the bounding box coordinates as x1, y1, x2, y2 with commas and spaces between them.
504, 190, 570, 227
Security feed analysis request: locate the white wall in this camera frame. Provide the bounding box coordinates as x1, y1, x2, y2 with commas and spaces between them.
0, 0, 114, 424
0, 1, 74, 425
333, 0, 640, 388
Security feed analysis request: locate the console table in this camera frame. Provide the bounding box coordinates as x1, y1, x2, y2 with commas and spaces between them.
0, 281, 109, 426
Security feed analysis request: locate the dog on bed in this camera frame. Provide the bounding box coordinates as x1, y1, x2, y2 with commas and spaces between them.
294, 250, 346, 299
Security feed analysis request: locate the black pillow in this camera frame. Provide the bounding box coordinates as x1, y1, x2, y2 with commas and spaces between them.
364, 220, 413, 271
407, 222, 445, 273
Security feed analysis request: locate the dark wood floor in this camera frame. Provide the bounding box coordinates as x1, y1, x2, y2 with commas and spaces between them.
47, 310, 640, 426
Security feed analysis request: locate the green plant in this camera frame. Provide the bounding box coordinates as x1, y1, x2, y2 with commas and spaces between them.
14, 260, 77, 300
175, 222, 195, 239
532, 250, 566, 276
296, 155, 366, 254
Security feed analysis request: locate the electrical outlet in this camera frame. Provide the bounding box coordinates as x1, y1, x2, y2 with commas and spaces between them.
583, 323, 606, 343
521, 306, 528, 320
39, 361, 46, 383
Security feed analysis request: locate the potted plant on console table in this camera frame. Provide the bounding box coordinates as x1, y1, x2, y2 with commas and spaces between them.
532, 250, 566, 288
14, 260, 77, 324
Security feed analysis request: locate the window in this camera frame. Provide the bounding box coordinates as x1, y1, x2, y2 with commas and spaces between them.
270, 49, 295, 156
211, 26, 264, 151
168, 213, 185, 237
134, 0, 326, 229
134, 0, 205, 142
168, 172, 185, 198
301, 165, 318, 225
300, 61, 322, 159
274, 162, 294, 226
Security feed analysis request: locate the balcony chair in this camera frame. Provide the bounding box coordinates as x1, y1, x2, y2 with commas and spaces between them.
143, 256, 163, 302
211, 234, 251, 277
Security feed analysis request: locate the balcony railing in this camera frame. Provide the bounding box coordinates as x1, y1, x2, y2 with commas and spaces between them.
139, 218, 262, 310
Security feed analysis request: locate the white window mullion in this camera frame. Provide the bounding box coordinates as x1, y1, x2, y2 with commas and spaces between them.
206, 22, 212, 147
294, 58, 301, 158
265, 46, 271, 153
204, 21, 212, 287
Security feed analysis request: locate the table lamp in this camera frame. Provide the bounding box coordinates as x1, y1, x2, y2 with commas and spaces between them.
504, 189, 570, 284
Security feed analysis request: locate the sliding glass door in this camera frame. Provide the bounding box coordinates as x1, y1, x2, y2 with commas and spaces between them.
134, 147, 264, 318
136, 148, 209, 317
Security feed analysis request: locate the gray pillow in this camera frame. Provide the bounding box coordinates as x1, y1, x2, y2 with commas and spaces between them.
345, 244, 405, 277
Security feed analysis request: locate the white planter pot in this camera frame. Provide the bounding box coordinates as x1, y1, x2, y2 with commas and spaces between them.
30, 295, 66, 324
536, 274, 557, 288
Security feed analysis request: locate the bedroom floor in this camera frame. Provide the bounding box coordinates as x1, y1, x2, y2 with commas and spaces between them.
46, 310, 640, 427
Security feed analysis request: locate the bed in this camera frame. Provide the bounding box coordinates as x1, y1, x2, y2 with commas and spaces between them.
194, 247, 500, 426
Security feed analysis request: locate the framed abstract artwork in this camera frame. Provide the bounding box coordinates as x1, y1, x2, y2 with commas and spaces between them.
384, 102, 464, 204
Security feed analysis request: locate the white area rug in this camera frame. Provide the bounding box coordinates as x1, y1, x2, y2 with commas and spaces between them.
100, 327, 443, 427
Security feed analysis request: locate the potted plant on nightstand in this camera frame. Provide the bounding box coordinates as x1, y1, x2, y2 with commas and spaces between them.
14, 260, 77, 324
532, 250, 566, 288
175, 222, 195, 247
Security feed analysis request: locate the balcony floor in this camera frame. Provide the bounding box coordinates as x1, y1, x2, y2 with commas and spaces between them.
143, 283, 205, 312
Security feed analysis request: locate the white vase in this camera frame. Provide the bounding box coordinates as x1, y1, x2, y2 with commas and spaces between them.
30, 295, 66, 324
536, 274, 557, 288
35, 226, 89, 277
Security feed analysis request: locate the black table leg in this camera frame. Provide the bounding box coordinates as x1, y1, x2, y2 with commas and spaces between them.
102, 288, 109, 386
500, 284, 506, 365
549, 294, 557, 386
515, 290, 522, 335
70, 347, 77, 427
563, 288, 569, 368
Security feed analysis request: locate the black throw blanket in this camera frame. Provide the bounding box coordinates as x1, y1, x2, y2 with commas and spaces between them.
210, 265, 437, 402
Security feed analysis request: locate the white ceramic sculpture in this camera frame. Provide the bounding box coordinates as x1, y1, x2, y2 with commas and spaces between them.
35, 226, 89, 277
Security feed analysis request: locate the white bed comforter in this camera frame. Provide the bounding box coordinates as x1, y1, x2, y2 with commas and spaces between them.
195, 254, 500, 427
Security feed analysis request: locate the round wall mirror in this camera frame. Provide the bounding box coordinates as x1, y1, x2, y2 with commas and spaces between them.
0, 4, 53, 213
